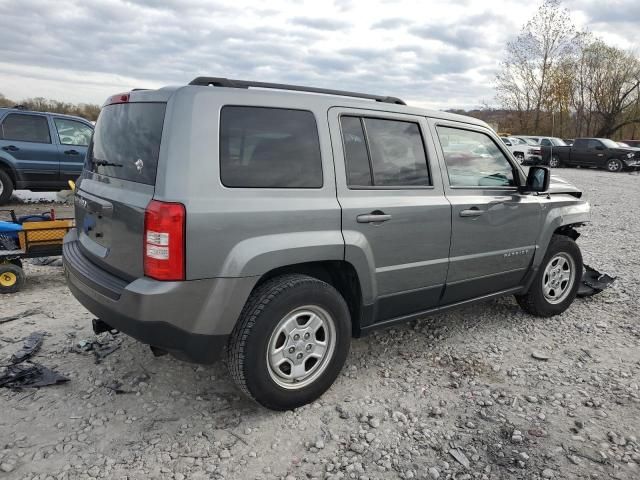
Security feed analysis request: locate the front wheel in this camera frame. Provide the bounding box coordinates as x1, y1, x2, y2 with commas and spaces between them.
0, 263, 25, 294
515, 235, 582, 317
226, 274, 351, 410
514, 152, 525, 164
606, 158, 623, 172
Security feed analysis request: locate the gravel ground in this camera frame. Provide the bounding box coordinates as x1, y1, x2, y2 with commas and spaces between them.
1, 168, 639, 480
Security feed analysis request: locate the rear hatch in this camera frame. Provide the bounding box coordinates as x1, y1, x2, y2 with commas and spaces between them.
74, 99, 166, 280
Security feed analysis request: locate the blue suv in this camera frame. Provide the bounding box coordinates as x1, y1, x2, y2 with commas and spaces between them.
0, 107, 94, 204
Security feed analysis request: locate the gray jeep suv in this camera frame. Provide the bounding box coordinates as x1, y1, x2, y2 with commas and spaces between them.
63, 77, 590, 410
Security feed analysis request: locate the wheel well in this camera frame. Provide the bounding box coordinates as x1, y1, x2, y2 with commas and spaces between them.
255, 261, 363, 336
0, 161, 17, 186
553, 224, 581, 241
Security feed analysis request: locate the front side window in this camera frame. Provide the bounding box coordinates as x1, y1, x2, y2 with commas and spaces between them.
54, 118, 93, 146
587, 139, 602, 149
436, 126, 516, 187
0, 114, 51, 143
220, 106, 322, 188
340, 116, 430, 187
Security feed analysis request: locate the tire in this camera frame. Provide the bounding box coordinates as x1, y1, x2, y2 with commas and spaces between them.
549, 155, 561, 168
0, 263, 25, 294
514, 153, 525, 164
226, 274, 351, 410
606, 158, 623, 172
515, 235, 582, 317
0, 169, 14, 205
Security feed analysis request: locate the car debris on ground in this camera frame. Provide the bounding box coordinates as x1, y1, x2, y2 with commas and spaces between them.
578, 264, 617, 297
0, 331, 68, 389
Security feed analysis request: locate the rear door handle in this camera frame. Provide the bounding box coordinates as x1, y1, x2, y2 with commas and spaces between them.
357, 212, 392, 223
2, 145, 19, 152
460, 207, 484, 217
64, 149, 79, 155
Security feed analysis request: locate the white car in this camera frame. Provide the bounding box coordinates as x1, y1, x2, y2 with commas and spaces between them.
500, 136, 540, 163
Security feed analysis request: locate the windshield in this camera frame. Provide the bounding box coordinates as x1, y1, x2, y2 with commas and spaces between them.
550, 138, 567, 146
600, 138, 620, 148
522, 137, 539, 145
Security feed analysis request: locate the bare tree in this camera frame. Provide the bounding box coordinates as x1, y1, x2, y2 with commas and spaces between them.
496, 0, 577, 133
582, 40, 640, 137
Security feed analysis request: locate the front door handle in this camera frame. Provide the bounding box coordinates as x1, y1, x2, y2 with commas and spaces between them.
357, 212, 392, 223
64, 149, 79, 155
2, 145, 19, 152
460, 207, 484, 217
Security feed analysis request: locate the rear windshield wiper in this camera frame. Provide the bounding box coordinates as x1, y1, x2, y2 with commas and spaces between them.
91, 158, 123, 168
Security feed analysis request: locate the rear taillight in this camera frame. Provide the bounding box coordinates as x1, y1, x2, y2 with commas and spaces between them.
144, 200, 185, 281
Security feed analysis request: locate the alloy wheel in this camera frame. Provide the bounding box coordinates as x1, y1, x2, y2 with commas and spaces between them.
266, 305, 336, 390
542, 253, 575, 304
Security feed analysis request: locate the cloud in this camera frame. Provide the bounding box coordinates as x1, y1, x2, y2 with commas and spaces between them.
372, 18, 409, 30
290, 17, 350, 31
0, 0, 637, 111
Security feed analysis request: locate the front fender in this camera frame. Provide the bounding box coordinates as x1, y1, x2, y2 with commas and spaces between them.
533, 197, 590, 268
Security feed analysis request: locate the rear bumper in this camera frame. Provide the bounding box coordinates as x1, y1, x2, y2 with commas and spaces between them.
62, 229, 258, 363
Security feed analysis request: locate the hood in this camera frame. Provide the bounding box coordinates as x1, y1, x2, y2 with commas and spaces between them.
612, 147, 640, 157
548, 175, 582, 198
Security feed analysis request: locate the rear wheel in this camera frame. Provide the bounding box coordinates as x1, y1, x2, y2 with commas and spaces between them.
549, 155, 561, 168
516, 235, 582, 317
226, 274, 351, 410
0, 169, 14, 205
606, 158, 623, 172
0, 263, 25, 294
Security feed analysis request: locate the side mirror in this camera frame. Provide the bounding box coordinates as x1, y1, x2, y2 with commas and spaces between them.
523, 166, 550, 193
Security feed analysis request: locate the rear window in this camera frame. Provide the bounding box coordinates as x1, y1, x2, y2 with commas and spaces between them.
220, 106, 323, 188
88, 102, 166, 185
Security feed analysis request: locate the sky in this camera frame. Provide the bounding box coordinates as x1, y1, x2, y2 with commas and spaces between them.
0, 0, 638, 110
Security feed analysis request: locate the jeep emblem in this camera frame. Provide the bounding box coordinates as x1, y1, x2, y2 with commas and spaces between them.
135, 158, 144, 173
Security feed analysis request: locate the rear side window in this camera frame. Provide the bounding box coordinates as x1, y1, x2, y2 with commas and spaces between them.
0, 114, 51, 143
340, 116, 430, 187
220, 106, 322, 188
54, 118, 93, 146
88, 103, 166, 185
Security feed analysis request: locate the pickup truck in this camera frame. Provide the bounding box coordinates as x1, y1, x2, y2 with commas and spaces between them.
542, 137, 640, 171
0, 107, 94, 204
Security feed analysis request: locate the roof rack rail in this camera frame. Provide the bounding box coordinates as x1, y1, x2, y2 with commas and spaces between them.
188, 77, 406, 105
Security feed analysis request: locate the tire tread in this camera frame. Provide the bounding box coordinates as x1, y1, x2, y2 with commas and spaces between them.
225, 274, 339, 404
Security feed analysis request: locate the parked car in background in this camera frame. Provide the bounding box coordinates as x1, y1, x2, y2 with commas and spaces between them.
517, 136, 568, 167
622, 139, 640, 148
541, 138, 640, 171
500, 136, 537, 163
0, 107, 93, 204
63, 77, 590, 410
